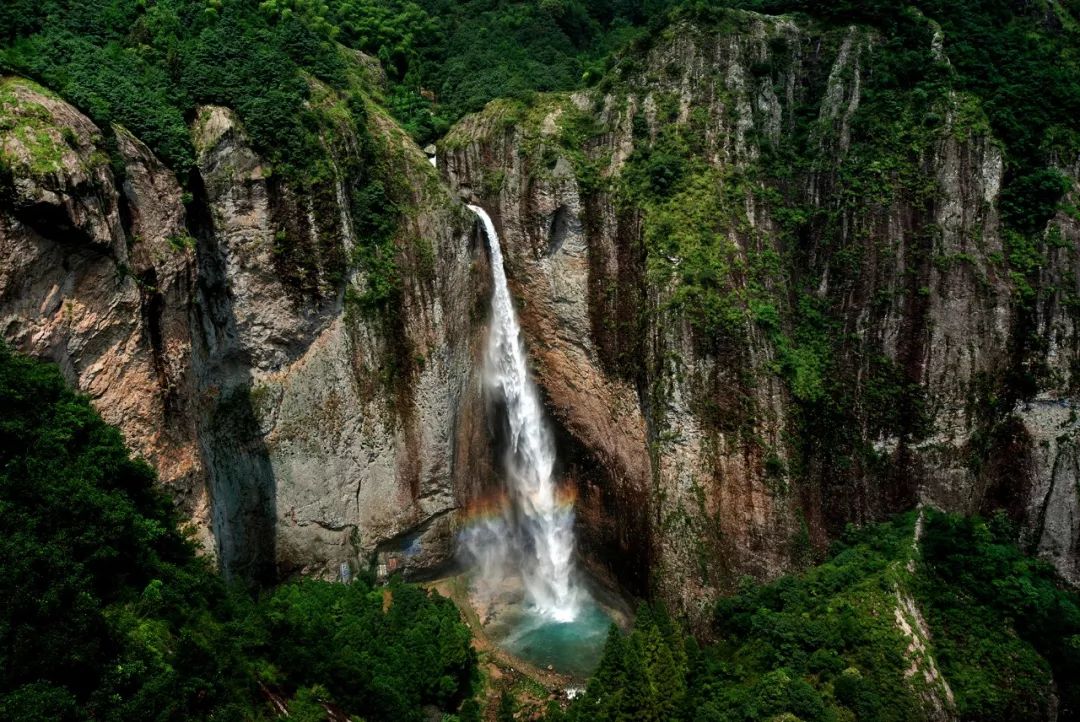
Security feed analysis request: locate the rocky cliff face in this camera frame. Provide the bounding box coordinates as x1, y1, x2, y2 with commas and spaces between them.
0, 73, 490, 583
441, 11, 1080, 620
0, 76, 208, 538
2, 8, 1077, 630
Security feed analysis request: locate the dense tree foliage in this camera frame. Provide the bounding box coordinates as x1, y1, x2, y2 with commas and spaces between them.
6, 0, 1071, 233
2, 3, 1080, 719
253, 0, 681, 139
0, 346, 476, 721
259, 578, 475, 719
916, 513, 1080, 721
0, 0, 679, 164
0, 344, 251, 719
552, 512, 1080, 722
0, 0, 351, 177
717, 0, 1080, 234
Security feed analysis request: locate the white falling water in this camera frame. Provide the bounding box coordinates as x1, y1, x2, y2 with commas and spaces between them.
466, 205, 581, 623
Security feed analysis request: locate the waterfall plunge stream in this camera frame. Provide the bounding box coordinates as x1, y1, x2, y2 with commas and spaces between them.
466, 205, 581, 622
455, 205, 624, 679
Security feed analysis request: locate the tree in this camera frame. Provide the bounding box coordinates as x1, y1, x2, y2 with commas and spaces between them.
497, 690, 516, 722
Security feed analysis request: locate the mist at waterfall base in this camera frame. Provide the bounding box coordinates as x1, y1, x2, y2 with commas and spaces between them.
458, 206, 615, 678
458, 503, 615, 678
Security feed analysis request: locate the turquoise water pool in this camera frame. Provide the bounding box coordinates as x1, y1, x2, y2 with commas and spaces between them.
483, 594, 617, 679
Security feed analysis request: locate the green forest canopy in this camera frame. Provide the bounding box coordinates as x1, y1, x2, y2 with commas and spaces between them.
4, 341, 1079, 721
2, 0, 1080, 716
551, 511, 1080, 722
2, 0, 1077, 232
0, 345, 476, 721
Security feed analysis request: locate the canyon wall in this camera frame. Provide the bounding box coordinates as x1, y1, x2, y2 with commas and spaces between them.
0, 73, 491, 583
1, 7, 1077, 628
441, 11, 1080, 621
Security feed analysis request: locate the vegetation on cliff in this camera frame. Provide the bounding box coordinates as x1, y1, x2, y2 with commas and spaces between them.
0, 0, 427, 387
452, 0, 1080, 552
0, 346, 476, 721
2, 339, 1078, 721
2, 0, 1074, 233
720, 0, 1080, 232
4, 0, 1073, 349
613, 0, 1079, 353
0, 0, 676, 170
704, 0, 1080, 408
3, 1, 1080, 720
550, 512, 1080, 722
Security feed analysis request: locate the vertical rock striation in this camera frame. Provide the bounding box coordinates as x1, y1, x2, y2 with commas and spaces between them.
0, 74, 491, 583
442, 10, 1080, 620
1, 6, 1076, 632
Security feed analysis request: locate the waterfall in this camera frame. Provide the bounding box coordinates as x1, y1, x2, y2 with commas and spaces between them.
466, 205, 581, 623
